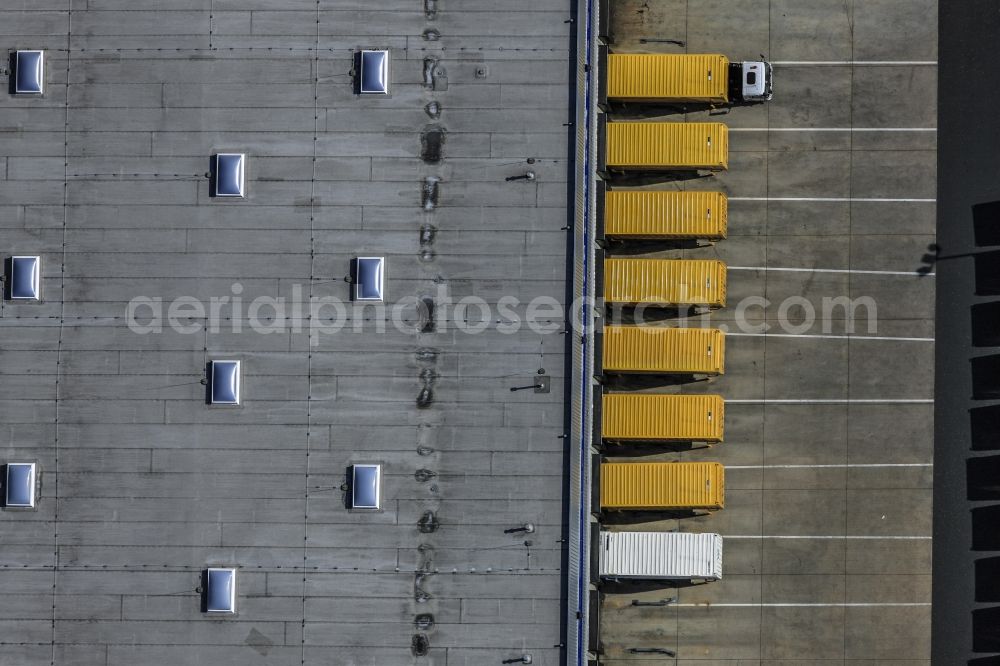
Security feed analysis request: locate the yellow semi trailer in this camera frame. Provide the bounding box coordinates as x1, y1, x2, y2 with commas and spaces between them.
599, 392, 724, 443
598, 118, 729, 172
598, 47, 773, 105
598, 325, 725, 375
600, 257, 727, 308
599, 461, 725, 511
597, 183, 728, 241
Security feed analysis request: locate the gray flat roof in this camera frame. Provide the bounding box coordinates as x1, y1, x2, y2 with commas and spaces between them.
0, 2, 571, 664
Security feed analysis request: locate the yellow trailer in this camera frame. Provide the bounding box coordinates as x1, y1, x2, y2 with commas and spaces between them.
601, 393, 724, 442
604, 52, 729, 104
602, 258, 727, 308
599, 186, 728, 241
599, 326, 725, 375
597, 46, 774, 105
599, 119, 728, 172
600, 461, 725, 510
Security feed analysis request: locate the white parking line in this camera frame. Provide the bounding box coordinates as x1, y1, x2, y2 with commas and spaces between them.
726, 463, 931, 469
725, 332, 934, 342
731, 127, 935, 132
729, 196, 935, 203
772, 60, 938, 66
724, 535, 931, 540
672, 602, 930, 607
726, 399, 933, 404
727, 265, 932, 277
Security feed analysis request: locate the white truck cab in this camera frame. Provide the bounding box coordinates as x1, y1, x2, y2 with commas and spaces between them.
739, 61, 773, 101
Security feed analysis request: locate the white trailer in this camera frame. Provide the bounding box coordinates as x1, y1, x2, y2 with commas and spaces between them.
599, 531, 723, 581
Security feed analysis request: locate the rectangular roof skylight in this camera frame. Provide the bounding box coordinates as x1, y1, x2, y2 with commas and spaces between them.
214, 153, 245, 198
351, 464, 382, 510
8, 256, 40, 301
359, 50, 389, 94
15, 50, 43, 95
210, 360, 241, 405
5, 463, 36, 509
204, 568, 236, 614
353, 257, 385, 302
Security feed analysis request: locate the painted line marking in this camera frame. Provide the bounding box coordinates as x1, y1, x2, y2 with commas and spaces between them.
730, 127, 935, 132
726, 463, 931, 469
729, 196, 935, 203
726, 399, 933, 404
727, 265, 932, 277
772, 60, 937, 66
725, 332, 934, 342
723, 535, 931, 540
672, 602, 930, 607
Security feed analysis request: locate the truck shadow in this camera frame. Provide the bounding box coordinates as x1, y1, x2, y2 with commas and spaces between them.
973, 201, 1000, 247
602, 99, 764, 120
970, 355, 1000, 400
975, 557, 1000, 602
973, 250, 1000, 295
971, 303, 1000, 347
599, 509, 709, 525
601, 239, 709, 254
597, 442, 713, 456
600, 171, 716, 186
598, 579, 703, 594
605, 305, 713, 325
973, 606, 1000, 653
600, 374, 712, 390
970, 406, 1000, 451
971, 505, 1000, 550
966, 457, 1000, 501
